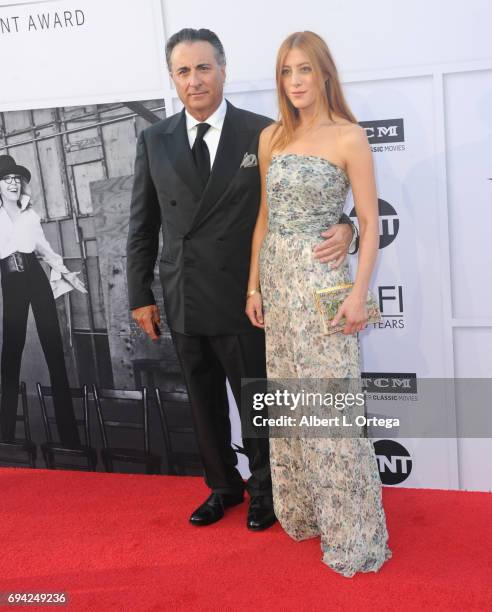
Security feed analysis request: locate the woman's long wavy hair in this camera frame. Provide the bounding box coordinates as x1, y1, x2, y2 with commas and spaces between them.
270, 31, 357, 153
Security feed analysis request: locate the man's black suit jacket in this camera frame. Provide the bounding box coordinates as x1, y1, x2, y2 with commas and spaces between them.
126, 100, 272, 336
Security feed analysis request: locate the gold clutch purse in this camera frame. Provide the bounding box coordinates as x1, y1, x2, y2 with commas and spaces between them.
314, 282, 381, 335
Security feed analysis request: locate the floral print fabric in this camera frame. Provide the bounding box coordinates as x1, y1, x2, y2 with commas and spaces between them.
259, 154, 392, 577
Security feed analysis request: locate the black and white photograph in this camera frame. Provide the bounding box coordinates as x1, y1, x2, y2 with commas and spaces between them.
0, 99, 201, 475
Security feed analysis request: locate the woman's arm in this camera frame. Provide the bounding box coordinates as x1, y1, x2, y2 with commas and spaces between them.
30, 209, 87, 293
30, 209, 70, 274
331, 124, 379, 334
245, 125, 274, 328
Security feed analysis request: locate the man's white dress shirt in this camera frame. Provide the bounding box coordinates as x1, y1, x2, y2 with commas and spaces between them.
185, 97, 227, 167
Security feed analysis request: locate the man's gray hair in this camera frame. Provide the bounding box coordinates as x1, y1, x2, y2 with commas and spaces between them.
166, 28, 226, 70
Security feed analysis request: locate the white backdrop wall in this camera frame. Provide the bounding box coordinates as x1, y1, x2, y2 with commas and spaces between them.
0, 0, 167, 109
1, 0, 491, 490
162, 0, 492, 492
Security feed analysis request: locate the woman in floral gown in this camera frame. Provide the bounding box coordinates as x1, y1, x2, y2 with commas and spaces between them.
245, 31, 392, 577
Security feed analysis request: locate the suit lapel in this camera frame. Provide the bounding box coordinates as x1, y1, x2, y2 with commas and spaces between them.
163, 109, 203, 201
189, 101, 248, 231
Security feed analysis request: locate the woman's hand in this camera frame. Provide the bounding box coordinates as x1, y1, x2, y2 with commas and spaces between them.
331, 291, 367, 335
245, 292, 264, 328
62, 270, 88, 294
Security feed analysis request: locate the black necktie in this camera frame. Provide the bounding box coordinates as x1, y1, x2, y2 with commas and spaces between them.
192, 122, 211, 188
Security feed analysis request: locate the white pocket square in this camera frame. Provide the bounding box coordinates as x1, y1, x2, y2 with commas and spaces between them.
240, 153, 258, 168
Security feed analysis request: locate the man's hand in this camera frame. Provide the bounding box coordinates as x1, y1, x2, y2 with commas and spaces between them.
313, 223, 354, 268
245, 293, 264, 329
131, 304, 161, 341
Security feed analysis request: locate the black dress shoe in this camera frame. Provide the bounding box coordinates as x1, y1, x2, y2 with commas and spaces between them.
247, 496, 277, 531
189, 492, 244, 526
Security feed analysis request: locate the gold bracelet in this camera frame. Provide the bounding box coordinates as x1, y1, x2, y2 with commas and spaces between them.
246, 288, 261, 298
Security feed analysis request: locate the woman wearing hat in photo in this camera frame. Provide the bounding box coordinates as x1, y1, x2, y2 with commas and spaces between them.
0, 154, 87, 447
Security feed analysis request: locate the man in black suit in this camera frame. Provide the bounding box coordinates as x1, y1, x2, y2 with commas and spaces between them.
126, 29, 356, 530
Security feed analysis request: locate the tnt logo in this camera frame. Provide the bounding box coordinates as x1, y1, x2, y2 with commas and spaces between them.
374, 440, 412, 485
349, 199, 399, 249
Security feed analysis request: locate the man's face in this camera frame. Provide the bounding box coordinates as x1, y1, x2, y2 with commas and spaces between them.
169, 41, 226, 120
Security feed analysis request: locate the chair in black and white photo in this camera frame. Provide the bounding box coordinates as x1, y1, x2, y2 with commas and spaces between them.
92, 385, 161, 474
36, 383, 97, 471
154, 388, 202, 476
0, 381, 37, 468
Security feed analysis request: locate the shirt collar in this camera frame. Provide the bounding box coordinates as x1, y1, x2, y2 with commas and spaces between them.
19, 195, 31, 211
185, 98, 227, 133
0, 195, 30, 213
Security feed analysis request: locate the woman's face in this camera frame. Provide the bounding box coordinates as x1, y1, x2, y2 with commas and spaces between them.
281, 47, 319, 111
0, 174, 21, 203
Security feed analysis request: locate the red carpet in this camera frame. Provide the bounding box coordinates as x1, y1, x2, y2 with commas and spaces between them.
1, 468, 491, 611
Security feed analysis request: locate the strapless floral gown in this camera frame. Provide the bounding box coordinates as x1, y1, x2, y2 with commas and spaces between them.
259, 153, 392, 578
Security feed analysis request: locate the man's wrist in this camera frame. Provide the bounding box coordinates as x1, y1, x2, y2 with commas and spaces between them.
348, 219, 359, 255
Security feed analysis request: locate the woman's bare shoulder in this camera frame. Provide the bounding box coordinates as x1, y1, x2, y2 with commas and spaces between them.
338, 122, 367, 144
259, 122, 280, 157
339, 123, 372, 169
260, 121, 279, 142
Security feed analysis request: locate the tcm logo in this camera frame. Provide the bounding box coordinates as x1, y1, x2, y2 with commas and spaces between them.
374, 440, 412, 485
360, 119, 405, 144
362, 373, 417, 394
349, 199, 399, 249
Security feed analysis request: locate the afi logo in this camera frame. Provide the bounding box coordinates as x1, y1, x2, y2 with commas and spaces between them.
374, 440, 412, 485
378, 285, 404, 316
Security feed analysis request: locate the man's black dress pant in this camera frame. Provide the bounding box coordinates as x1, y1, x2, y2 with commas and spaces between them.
171, 328, 272, 497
